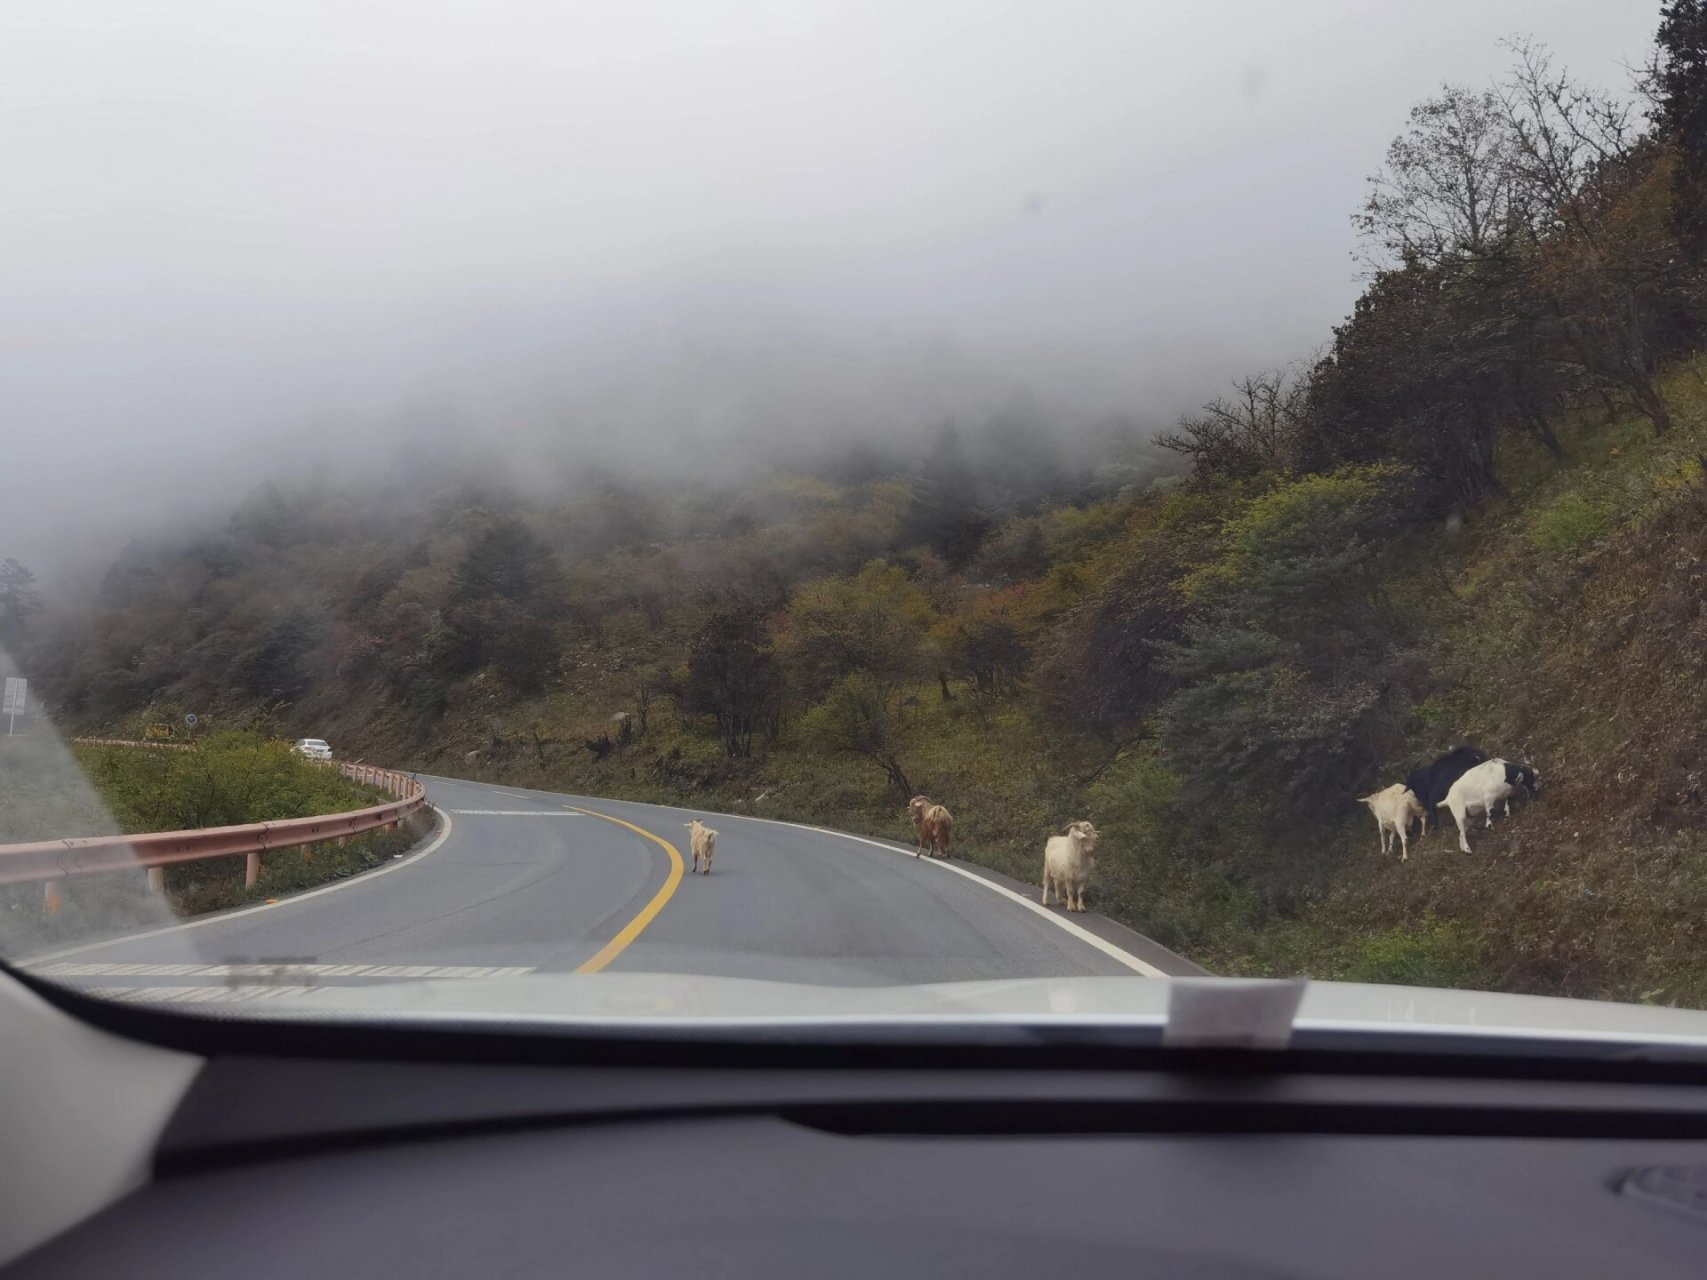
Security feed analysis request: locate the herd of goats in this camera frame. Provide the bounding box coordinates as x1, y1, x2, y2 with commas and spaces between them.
904, 744, 1543, 918
677, 795, 1101, 914
1359, 745, 1542, 862
671, 745, 1539, 921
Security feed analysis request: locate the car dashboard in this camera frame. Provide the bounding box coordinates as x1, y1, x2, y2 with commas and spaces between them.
7, 994, 1707, 1279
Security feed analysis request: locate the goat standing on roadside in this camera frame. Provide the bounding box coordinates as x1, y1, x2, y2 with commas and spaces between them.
1042, 820, 1101, 913
906, 795, 954, 859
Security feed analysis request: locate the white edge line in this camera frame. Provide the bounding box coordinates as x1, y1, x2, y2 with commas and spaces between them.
805, 827, 1165, 978
644, 806, 1167, 978
21, 806, 458, 965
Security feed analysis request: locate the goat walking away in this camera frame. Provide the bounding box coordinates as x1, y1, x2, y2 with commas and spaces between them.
1358, 784, 1425, 862
1042, 820, 1101, 913
906, 795, 954, 859
683, 819, 718, 874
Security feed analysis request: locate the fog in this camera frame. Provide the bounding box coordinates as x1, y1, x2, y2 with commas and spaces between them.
0, 1, 1661, 578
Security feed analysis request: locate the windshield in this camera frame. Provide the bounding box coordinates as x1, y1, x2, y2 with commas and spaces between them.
3, 1, 1705, 1049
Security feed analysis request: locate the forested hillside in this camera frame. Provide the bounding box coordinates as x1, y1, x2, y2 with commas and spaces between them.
12, 6, 1707, 1001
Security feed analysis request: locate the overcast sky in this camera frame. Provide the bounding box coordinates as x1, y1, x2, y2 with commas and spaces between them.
0, 1, 1663, 575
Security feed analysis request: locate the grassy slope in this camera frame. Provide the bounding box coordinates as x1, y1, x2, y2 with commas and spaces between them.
1279, 354, 1707, 1004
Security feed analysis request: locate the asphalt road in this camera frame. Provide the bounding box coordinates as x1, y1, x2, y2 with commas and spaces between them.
20, 774, 1200, 1004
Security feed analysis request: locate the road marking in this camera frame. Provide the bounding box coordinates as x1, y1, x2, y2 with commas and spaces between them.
446, 809, 581, 816
694, 811, 1167, 977
915, 850, 1167, 977
562, 805, 685, 974
21, 806, 458, 965
497, 792, 534, 802
86, 985, 320, 1004
34, 962, 535, 980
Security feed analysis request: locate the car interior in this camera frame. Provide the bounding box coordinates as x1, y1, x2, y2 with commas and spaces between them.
7, 965, 1707, 1279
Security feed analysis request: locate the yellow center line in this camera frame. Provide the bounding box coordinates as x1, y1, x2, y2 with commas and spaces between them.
563, 804, 685, 974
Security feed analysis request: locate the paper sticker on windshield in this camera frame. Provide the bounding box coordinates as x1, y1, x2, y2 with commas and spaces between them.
1163, 978, 1307, 1050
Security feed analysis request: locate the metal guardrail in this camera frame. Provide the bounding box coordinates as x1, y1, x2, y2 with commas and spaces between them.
70, 736, 195, 751
0, 759, 428, 910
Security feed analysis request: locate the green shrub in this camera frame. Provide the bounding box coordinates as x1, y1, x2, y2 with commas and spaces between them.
1529, 493, 1615, 553
1088, 748, 1182, 856
1335, 916, 1485, 989
72, 732, 383, 833
1411, 694, 1450, 731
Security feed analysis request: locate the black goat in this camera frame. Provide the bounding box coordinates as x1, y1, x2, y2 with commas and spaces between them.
1404, 745, 1490, 836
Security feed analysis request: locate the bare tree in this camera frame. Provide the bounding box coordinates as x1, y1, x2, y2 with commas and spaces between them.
1158, 367, 1311, 478
1497, 39, 1639, 244
1356, 84, 1534, 268
1495, 39, 1674, 434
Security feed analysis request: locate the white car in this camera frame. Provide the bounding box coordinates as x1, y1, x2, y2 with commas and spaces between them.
293, 738, 333, 760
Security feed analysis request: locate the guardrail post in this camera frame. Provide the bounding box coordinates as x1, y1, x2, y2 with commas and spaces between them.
146, 867, 164, 892
244, 851, 260, 890
43, 881, 61, 915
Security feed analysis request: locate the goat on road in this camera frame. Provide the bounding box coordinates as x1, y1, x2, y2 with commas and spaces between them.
1042, 820, 1101, 913
683, 819, 718, 874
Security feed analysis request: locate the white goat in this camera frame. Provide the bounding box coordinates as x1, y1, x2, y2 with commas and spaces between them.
1358, 783, 1425, 862
1041, 820, 1101, 913
1439, 758, 1541, 854
683, 819, 717, 874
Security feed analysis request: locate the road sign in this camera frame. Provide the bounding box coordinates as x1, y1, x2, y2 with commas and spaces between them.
3, 677, 24, 736
184, 713, 198, 727
146, 723, 175, 740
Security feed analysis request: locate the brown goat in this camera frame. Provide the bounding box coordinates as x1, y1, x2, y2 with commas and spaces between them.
906, 795, 954, 860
